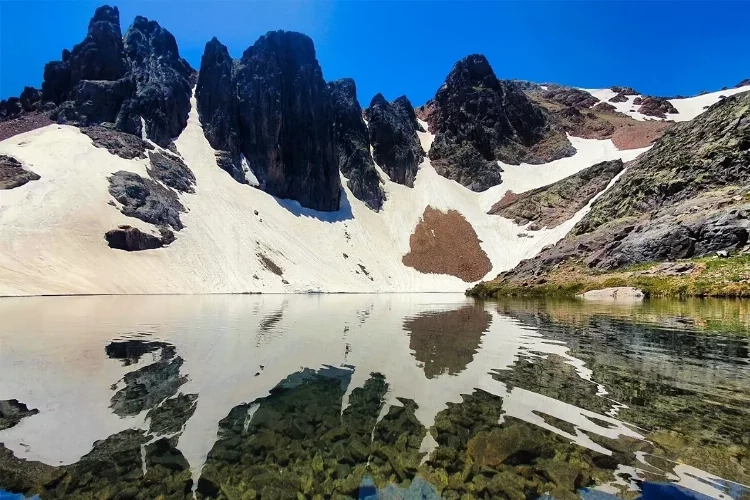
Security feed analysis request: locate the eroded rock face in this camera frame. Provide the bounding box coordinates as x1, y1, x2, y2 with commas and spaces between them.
107, 171, 185, 230
489, 159, 624, 229
426, 54, 574, 191
117, 16, 194, 146
40, 6, 193, 147
105, 225, 174, 251
328, 78, 385, 211
235, 31, 340, 211
147, 151, 195, 193
638, 97, 678, 118
195, 31, 342, 211
0, 155, 40, 189
364, 93, 425, 187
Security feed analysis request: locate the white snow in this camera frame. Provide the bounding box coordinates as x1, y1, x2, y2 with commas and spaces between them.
0, 93, 646, 296
583, 85, 750, 122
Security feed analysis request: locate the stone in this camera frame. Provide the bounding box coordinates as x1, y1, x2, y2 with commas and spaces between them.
0, 400, 39, 431
81, 125, 153, 159
541, 86, 599, 108
638, 96, 678, 118
107, 170, 185, 230
104, 225, 174, 251
426, 54, 573, 190
611, 86, 639, 95
146, 393, 198, 435
0, 154, 40, 190
147, 151, 196, 193
328, 78, 385, 210
608, 93, 628, 103
592, 102, 617, 113
364, 93, 425, 187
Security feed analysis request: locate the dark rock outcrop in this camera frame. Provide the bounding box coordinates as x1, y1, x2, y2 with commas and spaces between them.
328, 78, 385, 210
736, 79, 750, 88
426, 54, 574, 191
608, 93, 628, 103
195, 31, 342, 211
195, 37, 243, 181
81, 125, 153, 159
0, 155, 40, 189
633, 96, 643, 105
39, 6, 193, 147
116, 16, 194, 146
108, 170, 185, 230
106, 340, 176, 365
541, 86, 599, 108
592, 102, 617, 113
364, 93, 424, 188
479, 91, 750, 287
110, 354, 187, 417
235, 31, 341, 211
105, 225, 174, 251
0, 400, 39, 431
147, 151, 195, 193
638, 97, 678, 118
611, 86, 639, 96
489, 159, 624, 229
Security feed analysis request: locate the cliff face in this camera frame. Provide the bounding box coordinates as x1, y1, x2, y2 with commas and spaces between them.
364, 93, 425, 188
425, 54, 575, 191
328, 79, 385, 211
39, 6, 194, 148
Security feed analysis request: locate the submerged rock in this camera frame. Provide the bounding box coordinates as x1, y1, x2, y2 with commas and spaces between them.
0, 400, 39, 430
328, 78, 385, 210
364, 93, 425, 187
110, 355, 187, 416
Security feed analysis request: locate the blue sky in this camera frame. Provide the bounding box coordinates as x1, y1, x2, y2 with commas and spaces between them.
1, 1, 749, 105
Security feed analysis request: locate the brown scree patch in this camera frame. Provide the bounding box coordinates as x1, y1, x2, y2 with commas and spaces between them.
402, 206, 492, 282
611, 120, 671, 150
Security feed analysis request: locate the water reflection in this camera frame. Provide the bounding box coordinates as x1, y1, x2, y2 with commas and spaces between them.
0, 295, 748, 499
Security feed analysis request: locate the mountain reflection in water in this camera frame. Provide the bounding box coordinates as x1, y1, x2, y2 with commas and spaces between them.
0, 294, 748, 499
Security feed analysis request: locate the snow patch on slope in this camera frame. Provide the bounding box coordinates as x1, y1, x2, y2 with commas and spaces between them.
0, 95, 647, 295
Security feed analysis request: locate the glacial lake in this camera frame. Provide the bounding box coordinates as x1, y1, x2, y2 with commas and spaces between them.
0, 294, 749, 500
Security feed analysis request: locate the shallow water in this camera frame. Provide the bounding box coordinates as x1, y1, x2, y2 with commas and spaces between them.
0, 294, 748, 499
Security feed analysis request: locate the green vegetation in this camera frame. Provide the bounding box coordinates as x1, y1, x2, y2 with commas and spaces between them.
469, 254, 750, 299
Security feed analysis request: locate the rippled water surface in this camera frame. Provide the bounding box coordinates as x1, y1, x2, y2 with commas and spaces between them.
0, 294, 749, 499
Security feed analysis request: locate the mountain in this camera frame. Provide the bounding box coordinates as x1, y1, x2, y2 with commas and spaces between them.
470, 91, 750, 298
0, 4, 747, 296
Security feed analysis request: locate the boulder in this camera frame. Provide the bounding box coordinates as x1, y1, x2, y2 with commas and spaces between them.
541, 86, 599, 108
364, 93, 424, 188
81, 125, 153, 159
105, 225, 173, 251
592, 102, 617, 113
328, 78, 385, 210
608, 93, 628, 103
0, 154, 40, 189
610, 86, 639, 95
107, 170, 185, 230
638, 97, 678, 118
147, 151, 195, 193
633, 96, 643, 105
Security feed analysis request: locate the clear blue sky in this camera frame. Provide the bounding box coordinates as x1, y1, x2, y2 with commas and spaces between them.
1, 1, 749, 105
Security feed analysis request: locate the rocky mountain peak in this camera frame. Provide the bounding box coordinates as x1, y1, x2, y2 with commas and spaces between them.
88, 5, 121, 34
438, 54, 500, 93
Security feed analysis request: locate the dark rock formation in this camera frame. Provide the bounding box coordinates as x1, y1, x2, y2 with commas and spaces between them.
426, 54, 574, 191
633, 96, 643, 105
146, 393, 198, 435
608, 93, 628, 103
195, 37, 243, 181
489, 159, 624, 229
195, 31, 342, 211
0, 155, 40, 189
364, 93, 425, 187
0, 400, 39, 431
105, 225, 174, 251
234, 31, 340, 211
638, 97, 678, 118
108, 170, 185, 230
592, 102, 617, 113
328, 78, 385, 210
611, 86, 639, 95
81, 125, 153, 159
106, 340, 176, 366
735, 79, 750, 88
116, 15, 194, 146
39, 6, 193, 147
480, 91, 750, 286
147, 151, 195, 193
541, 86, 599, 108
110, 353, 187, 416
